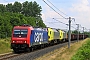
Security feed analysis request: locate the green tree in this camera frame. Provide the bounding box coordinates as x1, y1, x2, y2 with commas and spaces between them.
84, 31, 90, 37
6, 3, 13, 12
0, 4, 6, 12
0, 13, 12, 38
10, 17, 20, 26
22, 1, 29, 16
0, 1, 46, 38
22, 1, 42, 17
72, 30, 80, 34
12, 1, 22, 13
32, 1, 42, 17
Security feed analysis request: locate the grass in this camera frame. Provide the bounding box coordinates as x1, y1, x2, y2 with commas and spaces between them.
35, 38, 89, 60
0, 38, 12, 54
71, 38, 90, 60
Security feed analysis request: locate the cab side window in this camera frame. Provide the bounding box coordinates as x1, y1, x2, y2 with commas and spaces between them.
61, 32, 62, 35
50, 31, 51, 34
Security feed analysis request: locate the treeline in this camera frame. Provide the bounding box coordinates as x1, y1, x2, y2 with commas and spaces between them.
0, 1, 46, 38
0, 1, 42, 17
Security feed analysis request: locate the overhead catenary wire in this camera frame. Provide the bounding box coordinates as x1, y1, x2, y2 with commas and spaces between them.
53, 18, 77, 30
43, 0, 76, 27
44, 21, 59, 23
43, 0, 88, 32
53, 18, 67, 25
42, 0, 67, 19
47, 0, 68, 16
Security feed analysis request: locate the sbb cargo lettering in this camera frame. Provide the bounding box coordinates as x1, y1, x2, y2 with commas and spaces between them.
34, 32, 43, 42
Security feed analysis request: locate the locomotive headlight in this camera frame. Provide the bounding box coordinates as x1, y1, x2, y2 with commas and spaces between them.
24, 41, 26, 43
12, 41, 15, 43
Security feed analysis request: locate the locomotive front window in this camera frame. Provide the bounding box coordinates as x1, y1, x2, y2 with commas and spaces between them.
13, 29, 28, 37
14, 30, 28, 34
14, 30, 20, 34
21, 30, 28, 34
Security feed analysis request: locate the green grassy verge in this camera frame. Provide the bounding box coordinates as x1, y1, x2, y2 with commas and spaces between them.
0, 38, 12, 54
71, 38, 90, 60
35, 38, 89, 60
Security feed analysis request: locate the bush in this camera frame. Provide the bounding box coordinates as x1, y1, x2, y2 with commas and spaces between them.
71, 39, 90, 60
0, 38, 12, 54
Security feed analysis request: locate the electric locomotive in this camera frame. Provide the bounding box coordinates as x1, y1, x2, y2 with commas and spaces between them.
11, 24, 48, 52
47, 28, 67, 44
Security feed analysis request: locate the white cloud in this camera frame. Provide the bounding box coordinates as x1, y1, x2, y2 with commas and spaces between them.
70, 0, 90, 29
41, 5, 63, 21
41, 4, 70, 29
71, 0, 90, 12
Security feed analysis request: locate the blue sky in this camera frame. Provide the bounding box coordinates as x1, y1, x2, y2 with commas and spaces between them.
1, 0, 90, 32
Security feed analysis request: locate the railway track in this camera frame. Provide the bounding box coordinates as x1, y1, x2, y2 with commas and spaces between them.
0, 40, 79, 60
0, 52, 19, 60
8, 41, 77, 60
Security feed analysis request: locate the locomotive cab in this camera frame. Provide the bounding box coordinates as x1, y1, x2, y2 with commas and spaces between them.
11, 24, 33, 52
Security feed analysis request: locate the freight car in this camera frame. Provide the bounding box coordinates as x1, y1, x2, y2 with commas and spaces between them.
66, 34, 88, 41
